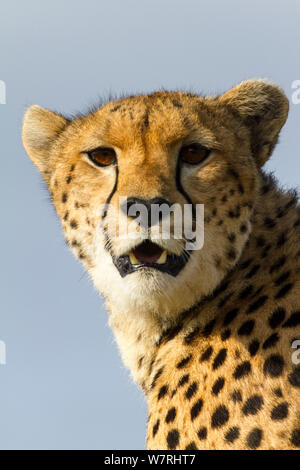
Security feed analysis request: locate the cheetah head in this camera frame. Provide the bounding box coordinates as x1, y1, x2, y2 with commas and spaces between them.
22, 79, 288, 320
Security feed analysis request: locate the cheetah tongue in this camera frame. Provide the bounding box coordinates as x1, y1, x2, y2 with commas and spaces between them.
132, 241, 164, 264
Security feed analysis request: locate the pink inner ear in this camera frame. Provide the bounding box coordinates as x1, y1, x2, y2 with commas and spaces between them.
133, 241, 163, 263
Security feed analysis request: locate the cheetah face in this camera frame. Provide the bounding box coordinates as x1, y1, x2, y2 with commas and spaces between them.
22, 80, 288, 318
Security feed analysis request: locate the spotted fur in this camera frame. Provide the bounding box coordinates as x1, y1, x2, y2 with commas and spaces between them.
23, 79, 300, 449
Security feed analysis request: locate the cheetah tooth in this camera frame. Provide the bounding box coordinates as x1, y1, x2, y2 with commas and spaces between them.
156, 249, 167, 264
129, 252, 140, 265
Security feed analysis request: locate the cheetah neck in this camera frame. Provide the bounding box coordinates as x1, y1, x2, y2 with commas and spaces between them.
106, 172, 299, 388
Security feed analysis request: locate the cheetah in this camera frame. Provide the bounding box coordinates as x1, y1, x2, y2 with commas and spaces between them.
22, 79, 300, 450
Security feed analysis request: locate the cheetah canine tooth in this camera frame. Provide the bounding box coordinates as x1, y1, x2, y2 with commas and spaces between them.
129, 252, 140, 265
156, 249, 167, 264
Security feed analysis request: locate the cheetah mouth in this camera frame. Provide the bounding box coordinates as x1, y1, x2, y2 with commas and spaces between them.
112, 240, 189, 277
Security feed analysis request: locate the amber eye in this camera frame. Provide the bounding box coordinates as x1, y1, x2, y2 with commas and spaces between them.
88, 147, 116, 167
179, 144, 211, 165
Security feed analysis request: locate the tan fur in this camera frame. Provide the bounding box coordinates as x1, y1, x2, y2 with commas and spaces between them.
23, 80, 300, 449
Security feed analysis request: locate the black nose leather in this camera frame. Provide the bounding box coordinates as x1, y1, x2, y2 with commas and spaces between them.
121, 197, 172, 227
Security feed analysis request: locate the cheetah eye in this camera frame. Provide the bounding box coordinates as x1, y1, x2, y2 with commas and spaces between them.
87, 147, 116, 167
179, 144, 211, 165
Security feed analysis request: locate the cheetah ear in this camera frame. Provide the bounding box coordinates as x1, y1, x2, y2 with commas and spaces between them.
22, 105, 69, 182
219, 79, 289, 166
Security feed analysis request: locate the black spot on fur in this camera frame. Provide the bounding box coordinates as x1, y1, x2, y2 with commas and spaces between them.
269, 255, 287, 274
178, 374, 189, 387
166, 429, 179, 449
285, 193, 297, 210
248, 339, 260, 356
273, 388, 283, 398
233, 361, 251, 379
185, 382, 198, 400
191, 399, 203, 421
288, 366, 300, 388
238, 183, 244, 194
212, 377, 225, 396
176, 354, 192, 369
242, 395, 263, 415
262, 333, 280, 349
153, 419, 159, 437
231, 390, 242, 403
211, 405, 229, 428
158, 324, 183, 345
238, 320, 255, 336
62, 193, 68, 203
143, 110, 149, 127
158, 385, 168, 400
227, 206, 241, 218
239, 285, 253, 299
151, 367, 163, 389
271, 402, 289, 420
213, 279, 229, 297
165, 407, 176, 423
277, 232, 287, 248
247, 428, 262, 449
202, 319, 216, 337
264, 217, 276, 229
291, 429, 300, 447
282, 311, 300, 328
172, 99, 183, 108
268, 307, 286, 329
228, 168, 240, 180
256, 236, 266, 247
185, 442, 198, 450
70, 219, 78, 229
223, 308, 239, 326
221, 329, 231, 341
245, 265, 260, 279
274, 283, 293, 299
263, 354, 284, 378
227, 248, 236, 260
274, 271, 290, 286
247, 295, 268, 314
218, 293, 232, 309
110, 104, 121, 113
200, 346, 213, 362
212, 348, 227, 370
225, 427, 240, 443
197, 427, 207, 440
240, 259, 253, 270
184, 327, 200, 344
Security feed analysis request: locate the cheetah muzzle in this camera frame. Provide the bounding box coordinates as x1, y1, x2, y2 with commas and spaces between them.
112, 240, 189, 277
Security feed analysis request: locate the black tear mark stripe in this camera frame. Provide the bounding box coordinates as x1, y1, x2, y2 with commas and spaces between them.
102, 163, 119, 219
175, 156, 196, 219
101, 162, 119, 252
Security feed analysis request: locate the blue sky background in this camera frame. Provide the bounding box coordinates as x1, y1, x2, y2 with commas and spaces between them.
0, 0, 299, 449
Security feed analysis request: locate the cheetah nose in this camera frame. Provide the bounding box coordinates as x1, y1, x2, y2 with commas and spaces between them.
121, 197, 172, 227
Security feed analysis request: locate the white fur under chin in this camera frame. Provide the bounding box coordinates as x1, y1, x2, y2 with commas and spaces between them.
89, 240, 221, 321
88, 233, 230, 380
